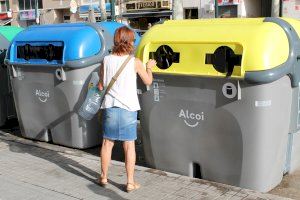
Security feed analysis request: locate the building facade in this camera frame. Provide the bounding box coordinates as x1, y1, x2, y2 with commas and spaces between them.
2, 0, 292, 28
120, 0, 277, 31
182, 0, 273, 19
8, 0, 114, 27
282, 0, 300, 18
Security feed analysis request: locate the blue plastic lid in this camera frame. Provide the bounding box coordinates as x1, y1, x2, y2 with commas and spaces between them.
98, 21, 141, 47
9, 23, 101, 65
7, 22, 141, 67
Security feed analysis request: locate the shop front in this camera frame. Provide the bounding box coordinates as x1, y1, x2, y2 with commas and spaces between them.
0, 0, 12, 25
0, 12, 12, 25
19, 10, 37, 26
122, 0, 173, 30
215, 0, 272, 18
216, 0, 241, 17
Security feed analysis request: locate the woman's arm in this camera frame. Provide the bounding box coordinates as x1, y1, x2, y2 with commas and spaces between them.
98, 61, 104, 91
135, 58, 156, 86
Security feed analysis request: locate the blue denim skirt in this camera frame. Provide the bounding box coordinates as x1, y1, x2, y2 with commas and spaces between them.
102, 107, 138, 141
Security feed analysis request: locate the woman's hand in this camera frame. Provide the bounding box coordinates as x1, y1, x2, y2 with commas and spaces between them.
98, 82, 104, 91
136, 58, 155, 85
146, 59, 156, 70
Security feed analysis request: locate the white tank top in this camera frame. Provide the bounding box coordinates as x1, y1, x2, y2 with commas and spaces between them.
101, 54, 141, 111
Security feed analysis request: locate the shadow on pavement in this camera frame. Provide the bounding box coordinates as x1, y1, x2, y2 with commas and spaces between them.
108, 179, 127, 192
84, 123, 147, 168
0, 118, 21, 136
1, 138, 129, 200
86, 183, 129, 200
0, 118, 147, 199
2, 118, 148, 167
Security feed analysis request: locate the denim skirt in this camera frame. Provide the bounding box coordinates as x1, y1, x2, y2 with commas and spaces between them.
102, 107, 138, 141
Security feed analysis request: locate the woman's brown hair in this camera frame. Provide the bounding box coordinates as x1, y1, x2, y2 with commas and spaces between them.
112, 26, 135, 55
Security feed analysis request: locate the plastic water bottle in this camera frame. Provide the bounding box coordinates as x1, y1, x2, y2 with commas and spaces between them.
85, 88, 101, 114
79, 87, 102, 120
78, 72, 103, 120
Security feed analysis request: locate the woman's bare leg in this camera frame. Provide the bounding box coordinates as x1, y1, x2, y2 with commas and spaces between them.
100, 138, 115, 180
123, 141, 136, 184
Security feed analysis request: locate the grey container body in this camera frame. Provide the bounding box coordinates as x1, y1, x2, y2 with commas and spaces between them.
0, 35, 16, 126
0, 64, 15, 126
9, 64, 101, 148
138, 75, 292, 192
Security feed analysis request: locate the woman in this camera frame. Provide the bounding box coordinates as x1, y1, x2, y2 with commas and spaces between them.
98, 26, 156, 192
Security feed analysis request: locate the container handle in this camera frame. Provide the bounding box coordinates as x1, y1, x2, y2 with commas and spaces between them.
55, 67, 66, 81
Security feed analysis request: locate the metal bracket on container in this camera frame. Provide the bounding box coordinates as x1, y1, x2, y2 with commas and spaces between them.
11, 65, 20, 78
237, 81, 241, 100
146, 85, 151, 91
55, 67, 66, 81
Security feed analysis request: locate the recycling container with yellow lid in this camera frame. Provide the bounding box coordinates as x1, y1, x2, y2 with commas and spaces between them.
136, 17, 300, 192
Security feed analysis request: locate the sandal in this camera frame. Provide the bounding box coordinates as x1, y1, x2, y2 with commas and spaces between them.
98, 177, 108, 188
126, 182, 140, 193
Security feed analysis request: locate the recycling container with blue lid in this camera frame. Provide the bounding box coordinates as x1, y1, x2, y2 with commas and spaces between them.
5, 22, 140, 149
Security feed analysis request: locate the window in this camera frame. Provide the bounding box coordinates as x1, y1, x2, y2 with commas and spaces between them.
19, 0, 43, 11
0, 2, 6, 12
19, 0, 24, 10
184, 8, 198, 19
63, 15, 70, 23
38, 0, 43, 9
24, 0, 30, 10
218, 5, 237, 18
0, 0, 10, 12
63, 15, 70, 21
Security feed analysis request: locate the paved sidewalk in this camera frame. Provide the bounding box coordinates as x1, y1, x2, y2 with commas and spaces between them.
0, 131, 291, 200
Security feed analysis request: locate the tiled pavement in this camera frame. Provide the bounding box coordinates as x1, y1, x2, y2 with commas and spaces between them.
0, 131, 292, 200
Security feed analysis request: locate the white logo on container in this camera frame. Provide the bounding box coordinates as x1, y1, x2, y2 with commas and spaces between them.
35, 89, 50, 103
178, 109, 204, 128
